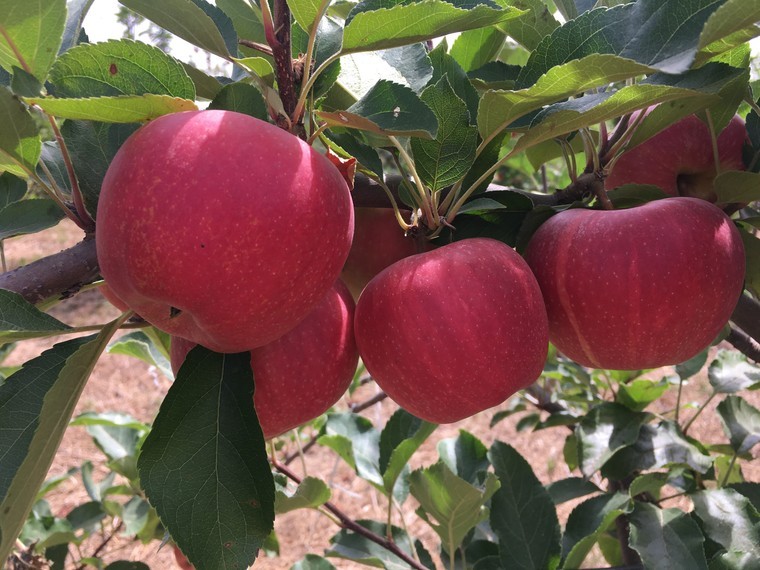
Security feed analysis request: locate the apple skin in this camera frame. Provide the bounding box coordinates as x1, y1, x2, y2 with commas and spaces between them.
524, 197, 745, 370
173, 545, 193, 570
354, 238, 549, 424
96, 110, 354, 352
99, 283, 129, 312
340, 207, 422, 300
170, 281, 358, 439
605, 113, 746, 202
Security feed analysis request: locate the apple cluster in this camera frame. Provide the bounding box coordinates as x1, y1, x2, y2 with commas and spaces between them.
97, 109, 747, 434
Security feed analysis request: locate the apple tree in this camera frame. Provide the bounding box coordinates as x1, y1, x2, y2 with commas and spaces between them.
2, 0, 760, 568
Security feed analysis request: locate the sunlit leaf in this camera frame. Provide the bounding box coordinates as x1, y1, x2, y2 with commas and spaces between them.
119, 0, 232, 58
342, 0, 525, 54
50, 39, 195, 99
0, 0, 66, 81
24, 94, 197, 123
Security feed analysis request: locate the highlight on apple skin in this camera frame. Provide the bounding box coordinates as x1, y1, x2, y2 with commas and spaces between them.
96, 109, 354, 353
524, 197, 745, 371
604, 112, 747, 202
354, 238, 549, 424
170, 281, 358, 440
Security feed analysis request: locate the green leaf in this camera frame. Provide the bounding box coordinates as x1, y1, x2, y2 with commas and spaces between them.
318, 80, 438, 139
275, 476, 331, 514
318, 412, 383, 487
489, 441, 561, 570
410, 460, 499, 555
708, 350, 760, 393
628, 501, 708, 570
428, 43, 479, 124
477, 53, 654, 141
60, 0, 95, 54
0, 86, 41, 178
695, 488, 760, 568
70, 411, 150, 432
0, 0, 66, 81
616, 378, 670, 412
562, 493, 631, 568
379, 409, 437, 497
107, 330, 173, 381
739, 225, 760, 298
0, 172, 26, 208
342, 0, 525, 54
137, 346, 274, 570
576, 402, 648, 477
188, 0, 239, 57
729, 483, 760, 512
450, 26, 506, 72
323, 130, 383, 178
697, 0, 760, 53
717, 395, 760, 454
518, 0, 724, 88
437, 430, 490, 485
291, 554, 337, 570
59, 120, 140, 218
181, 62, 222, 100
0, 318, 123, 564
119, 0, 232, 59
217, 0, 266, 54
602, 421, 713, 480
0, 199, 65, 241
510, 82, 721, 155
25, 94, 197, 123
411, 76, 478, 191
207, 82, 268, 121
38, 141, 70, 194
289, 0, 326, 32
677, 350, 709, 381
0, 289, 70, 342
545, 477, 600, 505
85, 420, 143, 462
292, 18, 343, 97
11, 66, 43, 97
629, 472, 670, 499
66, 501, 106, 532
49, 39, 195, 99
326, 520, 432, 570
714, 171, 760, 205
496, 0, 559, 51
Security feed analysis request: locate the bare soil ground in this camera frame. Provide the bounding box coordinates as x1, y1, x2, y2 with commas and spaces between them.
4, 220, 759, 569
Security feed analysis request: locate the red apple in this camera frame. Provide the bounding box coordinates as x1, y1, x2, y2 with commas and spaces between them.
96, 110, 354, 352
340, 207, 422, 300
99, 283, 129, 312
524, 197, 745, 370
605, 112, 746, 202
354, 238, 549, 424
173, 545, 194, 570
171, 281, 358, 439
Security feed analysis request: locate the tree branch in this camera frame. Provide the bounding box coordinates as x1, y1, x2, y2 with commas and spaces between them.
273, 461, 428, 570
726, 324, 760, 362
730, 293, 760, 348
0, 238, 99, 304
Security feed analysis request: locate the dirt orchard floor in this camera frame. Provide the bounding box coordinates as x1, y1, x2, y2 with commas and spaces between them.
4, 219, 759, 569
